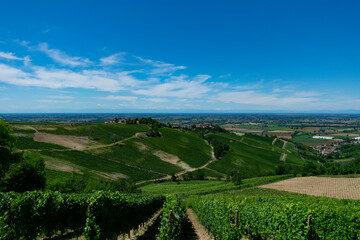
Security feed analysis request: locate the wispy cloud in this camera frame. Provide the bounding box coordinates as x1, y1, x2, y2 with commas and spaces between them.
218, 73, 231, 79
38, 43, 92, 67
146, 98, 168, 102
0, 63, 145, 92
100, 52, 126, 65
1, 42, 357, 112
0, 51, 30, 66
38, 99, 72, 103
135, 56, 186, 76
215, 90, 318, 107
101, 95, 138, 101
134, 74, 211, 98
0, 52, 24, 60
235, 79, 264, 90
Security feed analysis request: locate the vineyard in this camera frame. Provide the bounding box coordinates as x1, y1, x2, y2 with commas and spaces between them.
188, 193, 360, 240
1, 185, 360, 239
0, 191, 163, 240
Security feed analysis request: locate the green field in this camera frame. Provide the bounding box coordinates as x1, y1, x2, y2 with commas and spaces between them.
140, 175, 293, 196
292, 134, 330, 143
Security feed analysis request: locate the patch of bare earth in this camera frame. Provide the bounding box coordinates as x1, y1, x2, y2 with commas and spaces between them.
260, 176, 360, 199
45, 157, 83, 174
135, 132, 147, 138
152, 150, 191, 170
233, 132, 245, 136
91, 170, 128, 180
134, 141, 149, 151
33, 132, 100, 151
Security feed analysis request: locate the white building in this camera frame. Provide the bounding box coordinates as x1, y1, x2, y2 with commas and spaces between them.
313, 136, 334, 140
353, 137, 360, 141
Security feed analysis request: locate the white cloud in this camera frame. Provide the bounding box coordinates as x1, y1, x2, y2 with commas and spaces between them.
0, 52, 24, 60
293, 91, 322, 97
0, 63, 146, 92
38, 43, 92, 67
100, 52, 126, 65
38, 99, 72, 103
235, 79, 264, 90
146, 98, 168, 102
48, 95, 74, 99
101, 95, 138, 101
0, 52, 30, 66
215, 91, 317, 106
133, 74, 211, 98
135, 56, 186, 75
218, 73, 231, 79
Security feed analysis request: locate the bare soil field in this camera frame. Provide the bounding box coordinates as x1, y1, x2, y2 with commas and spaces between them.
260, 176, 360, 199
45, 157, 83, 174
34, 132, 100, 150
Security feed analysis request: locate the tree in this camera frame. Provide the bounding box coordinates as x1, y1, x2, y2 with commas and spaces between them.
0, 119, 17, 150
171, 173, 178, 182
1, 152, 46, 192
0, 119, 46, 192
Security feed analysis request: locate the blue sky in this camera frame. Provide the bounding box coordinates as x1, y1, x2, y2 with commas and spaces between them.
0, 0, 359, 113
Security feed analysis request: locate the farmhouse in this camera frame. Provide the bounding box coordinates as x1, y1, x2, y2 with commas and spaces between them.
313, 136, 334, 140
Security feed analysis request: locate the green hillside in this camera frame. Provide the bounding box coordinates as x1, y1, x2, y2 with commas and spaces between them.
206, 133, 304, 177
11, 123, 305, 185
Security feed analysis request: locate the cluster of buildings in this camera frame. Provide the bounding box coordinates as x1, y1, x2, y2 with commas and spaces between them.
313, 145, 339, 156
171, 122, 215, 130
104, 118, 126, 124
311, 135, 360, 156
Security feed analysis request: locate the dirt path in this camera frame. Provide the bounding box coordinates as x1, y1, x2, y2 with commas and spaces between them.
272, 138, 277, 145
123, 209, 162, 240
280, 153, 287, 161
136, 144, 218, 185
186, 209, 214, 240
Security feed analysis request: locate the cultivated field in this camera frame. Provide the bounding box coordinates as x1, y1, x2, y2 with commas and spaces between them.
260, 176, 360, 199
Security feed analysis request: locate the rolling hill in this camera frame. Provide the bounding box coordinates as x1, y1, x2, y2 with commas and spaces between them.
11, 123, 305, 185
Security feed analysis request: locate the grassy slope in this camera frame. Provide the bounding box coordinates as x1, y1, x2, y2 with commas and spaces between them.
142, 128, 212, 168
39, 123, 149, 144
15, 136, 67, 150
12, 124, 212, 183
12, 123, 304, 183
207, 133, 281, 177
207, 133, 303, 177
